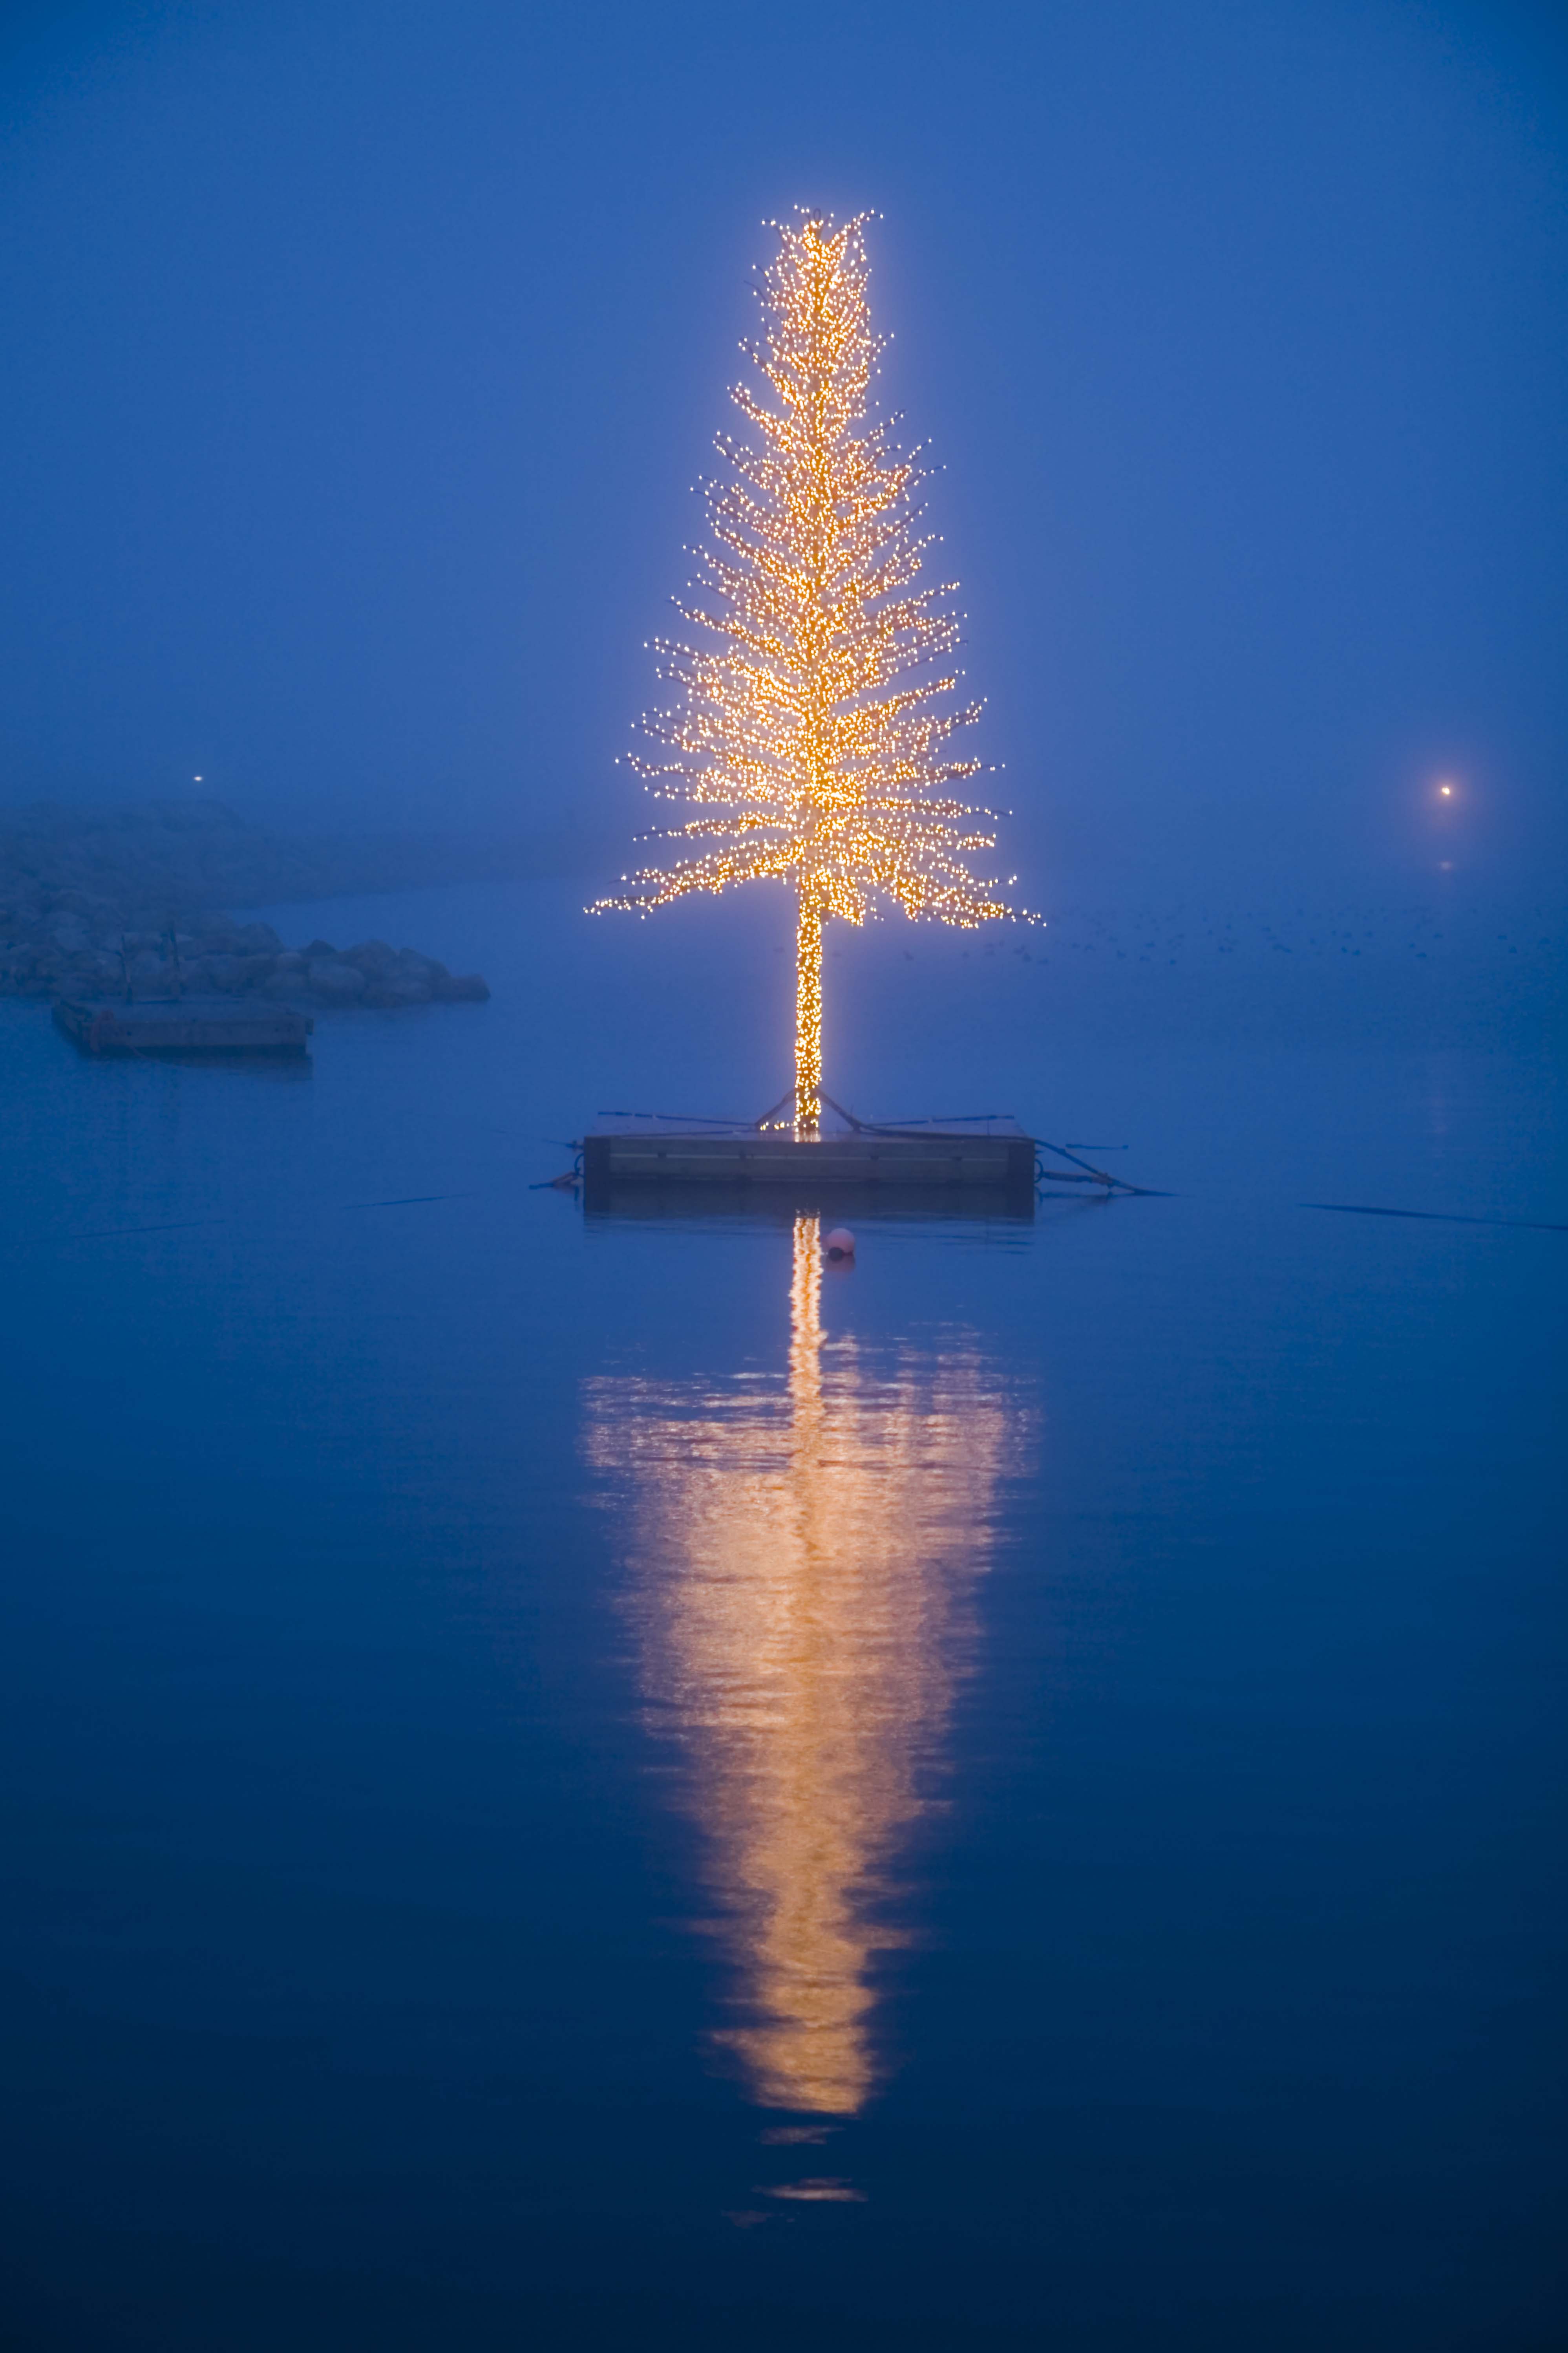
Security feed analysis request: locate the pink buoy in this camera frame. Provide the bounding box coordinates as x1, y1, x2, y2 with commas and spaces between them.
824, 1226, 856, 1260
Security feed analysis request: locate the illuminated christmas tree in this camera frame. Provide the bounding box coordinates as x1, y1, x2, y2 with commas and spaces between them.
596, 212, 1029, 1131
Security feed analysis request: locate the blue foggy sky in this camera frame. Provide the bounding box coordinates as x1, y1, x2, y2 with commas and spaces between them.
0, 0, 1564, 901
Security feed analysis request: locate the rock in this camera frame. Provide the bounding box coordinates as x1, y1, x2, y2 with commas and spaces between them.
431, 972, 490, 1002
300, 938, 336, 961
209, 952, 276, 992
261, 968, 311, 1001
365, 973, 431, 1007
341, 939, 396, 976
231, 921, 282, 954
307, 958, 366, 1004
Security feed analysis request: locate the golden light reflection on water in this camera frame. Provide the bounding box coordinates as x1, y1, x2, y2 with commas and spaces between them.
584, 1215, 1029, 2116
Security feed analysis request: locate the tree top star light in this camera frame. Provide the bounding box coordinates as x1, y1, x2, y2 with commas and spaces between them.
595, 210, 1032, 1130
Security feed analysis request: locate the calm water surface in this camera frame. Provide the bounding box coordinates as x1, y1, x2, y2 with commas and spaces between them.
2, 881, 1564, 2349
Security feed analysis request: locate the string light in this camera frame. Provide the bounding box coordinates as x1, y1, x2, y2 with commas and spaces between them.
593, 211, 1033, 1131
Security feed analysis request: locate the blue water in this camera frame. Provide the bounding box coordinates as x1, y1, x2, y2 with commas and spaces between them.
2, 880, 1564, 2350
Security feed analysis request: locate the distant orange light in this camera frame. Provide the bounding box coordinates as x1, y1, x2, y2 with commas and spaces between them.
1438, 783, 1453, 797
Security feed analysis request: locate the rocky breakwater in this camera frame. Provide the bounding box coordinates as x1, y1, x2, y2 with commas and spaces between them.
5, 912, 488, 1010
259, 933, 490, 1008
0, 798, 490, 1011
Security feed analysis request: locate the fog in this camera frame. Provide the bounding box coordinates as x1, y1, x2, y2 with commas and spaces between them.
5, 16, 1567, 2338
1, 0, 1564, 925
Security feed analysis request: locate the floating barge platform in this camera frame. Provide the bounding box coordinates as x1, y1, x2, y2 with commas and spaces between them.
581, 1109, 1038, 1210
54, 995, 313, 1058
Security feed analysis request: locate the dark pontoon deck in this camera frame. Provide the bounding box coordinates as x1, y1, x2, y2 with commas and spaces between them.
54, 995, 313, 1058
581, 1111, 1037, 1209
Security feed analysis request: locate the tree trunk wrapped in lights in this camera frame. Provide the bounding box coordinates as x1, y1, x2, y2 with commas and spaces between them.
596, 212, 1029, 1130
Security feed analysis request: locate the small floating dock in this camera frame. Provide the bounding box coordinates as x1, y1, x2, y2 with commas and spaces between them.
54, 995, 313, 1058
581, 1107, 1037, 1209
